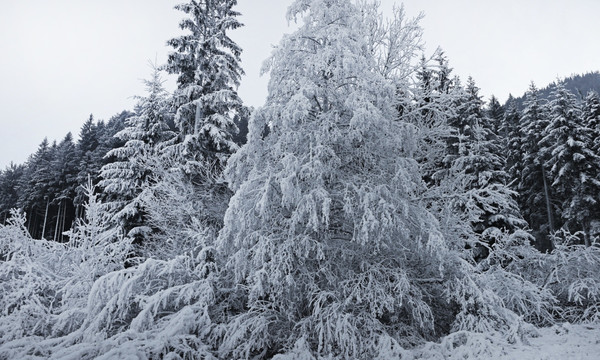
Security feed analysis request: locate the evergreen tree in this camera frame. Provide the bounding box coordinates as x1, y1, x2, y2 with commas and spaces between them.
100, 66, 174, 243
17, 138, 55, 238
163, 0, 244, 173
75, 115, 101, 208
542, 84, 600, 245
487, 94, 504, 135
448, 78, 525, 249
583, 90, 600, 155
501, 95, 523, 187
519, 83, 556, 247
0, 163, 24, 224
47, 133, 79, 240
410, 50, 455, 184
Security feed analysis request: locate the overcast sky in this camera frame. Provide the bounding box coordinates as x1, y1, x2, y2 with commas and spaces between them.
1, 0, 599, 169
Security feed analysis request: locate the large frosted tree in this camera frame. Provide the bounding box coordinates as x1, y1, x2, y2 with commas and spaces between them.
216, 1, 519, 357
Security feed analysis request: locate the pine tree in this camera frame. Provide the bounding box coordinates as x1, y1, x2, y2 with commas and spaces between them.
410, 50, 455, 184
542, 84, 600, 245
501, 95, 523, 187
0, 163, 24, 225
487, 94, 504, 135
75, 115, 101, 209
448, 78, 525, 251
163, 0, 244, 173
48, 133, 79, 241
519, 83, 555, 247
100, 66, 173, 243
17, 138, 55, 238
583, 90, 600, 155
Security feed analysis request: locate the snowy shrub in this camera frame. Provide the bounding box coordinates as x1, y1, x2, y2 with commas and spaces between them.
0, 209, 68, 342
475, 230, 557, 326
36, 248, 221, 360
0, 183, 131, 358
141, 157, 228, 260
545, 230, 600, 323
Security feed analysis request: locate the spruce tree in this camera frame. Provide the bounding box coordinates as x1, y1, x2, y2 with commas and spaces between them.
519, 83, 555, 247
0, 163, 24, 225
583, 90, 600, 155
542, 84, 600, 245
17, 138, 55, 238
100, 67, 174, 243
48, 133, 79, 240
163, 0, 244, 174
447, 78, 524, 242
501, 95, 523, 188
487, 94, 504, 135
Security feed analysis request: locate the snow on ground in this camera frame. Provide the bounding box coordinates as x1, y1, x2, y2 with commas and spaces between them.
404, 323, 600, 359
500, 323, 600, 360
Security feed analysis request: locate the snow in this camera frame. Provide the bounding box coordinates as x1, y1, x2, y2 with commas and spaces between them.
498, 323, 600, 360
405, 323, 600, 360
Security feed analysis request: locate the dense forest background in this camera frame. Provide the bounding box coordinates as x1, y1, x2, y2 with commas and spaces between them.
3, 70, 598, 251
1, 0, 600, 358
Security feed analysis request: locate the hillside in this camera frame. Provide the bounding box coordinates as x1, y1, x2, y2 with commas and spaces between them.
510, 71, 600, 108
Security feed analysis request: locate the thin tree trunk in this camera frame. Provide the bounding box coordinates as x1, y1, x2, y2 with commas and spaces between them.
42, 198, 49, 239
60, 201, 67, 242
54, 201, 62, 242
583, 221, 591, 247
541, 165, 554, 234
27, 206, 33, 236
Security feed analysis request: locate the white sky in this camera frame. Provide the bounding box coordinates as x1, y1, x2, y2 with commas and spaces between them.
1, 0, 599, 169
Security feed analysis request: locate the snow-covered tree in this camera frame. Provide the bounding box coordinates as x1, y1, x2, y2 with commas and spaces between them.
487, 94, 504, 135
445, 78, 525, 247
217, 1, 524, 357
163, 0, 244, 174
410, 49, 456, 184
501, 96, 523, 188
542, 85, 600, 245
519, 83, 555, 246
48, 132, 79, 241
0, 163, 23, 224
583, 90, 600, 158
100, 66, 173, 244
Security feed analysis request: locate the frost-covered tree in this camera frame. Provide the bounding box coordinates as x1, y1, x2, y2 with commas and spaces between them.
542, 85, 600, 245
446, 78, 525, 245
217, 1, 524, 357
0, 163, 24, 225
163, 0, 244, 174
501, 96, 523, 188
48, 132, 79, 241
17, 138, 55, 238
519, 83, 555, 246
487, 94, 504, 135
410, 49, 456, 183
583, 90, 600, 157
100, 66, 174, 244
0, 182, 130, 353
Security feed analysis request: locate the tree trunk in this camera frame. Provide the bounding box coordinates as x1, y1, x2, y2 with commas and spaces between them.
541, 165, 554, 233
60, 202, 67, 242
583, 221, 592, 247
54, 200, 62, 242
42, 198, 50, 239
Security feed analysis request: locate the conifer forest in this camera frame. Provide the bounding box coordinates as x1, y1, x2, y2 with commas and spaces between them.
2, 1, 600, 358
